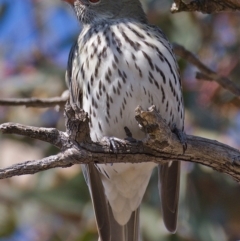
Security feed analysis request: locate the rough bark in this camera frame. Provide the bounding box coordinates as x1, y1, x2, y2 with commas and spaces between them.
171, 0, 240, 14
1, 105, 240, 183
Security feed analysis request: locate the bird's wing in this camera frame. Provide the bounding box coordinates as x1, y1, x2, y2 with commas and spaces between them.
66, 41, 82, 107
67, 43, 140, 240
152, 25, 182, 233
82, 164, 111, 241
67, 42, 111, 241
158, 162, 180, 233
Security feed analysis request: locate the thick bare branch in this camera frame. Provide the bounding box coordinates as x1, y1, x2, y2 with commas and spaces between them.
171, 0, 240, 14
0, 123, 69, 150
1, 105, 240, 182
0, 135, 240, 181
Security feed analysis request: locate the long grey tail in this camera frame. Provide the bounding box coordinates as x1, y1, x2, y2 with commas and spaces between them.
82, 163, 140, 241
158, 161, 180, 233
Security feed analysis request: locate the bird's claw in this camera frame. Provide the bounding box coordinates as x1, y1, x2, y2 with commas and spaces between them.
101, 127, 140, 155
101, 136, 127, 154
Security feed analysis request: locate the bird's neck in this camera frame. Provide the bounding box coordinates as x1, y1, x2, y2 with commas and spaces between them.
115, 1, 147, 24
81, 1, 147, 27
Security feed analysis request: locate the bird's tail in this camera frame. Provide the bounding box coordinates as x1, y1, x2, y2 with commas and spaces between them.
103, 203, 140, 241
158, 161, 180, 233
82, 163, 140, 241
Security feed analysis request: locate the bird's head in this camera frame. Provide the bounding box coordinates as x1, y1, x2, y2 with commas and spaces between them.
63, 0, 146, 25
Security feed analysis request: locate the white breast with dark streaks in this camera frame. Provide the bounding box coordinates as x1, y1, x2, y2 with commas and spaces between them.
74, 19, 184, 225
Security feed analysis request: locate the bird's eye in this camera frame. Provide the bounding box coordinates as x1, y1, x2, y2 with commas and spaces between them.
89, 0, 100, 4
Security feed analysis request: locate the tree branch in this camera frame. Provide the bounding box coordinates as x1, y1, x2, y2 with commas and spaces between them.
0, 123, 69, 150
1, 105, 240, 182
171, 0, 240, 14
173, 43, 240, 97
0, 91, 68, 108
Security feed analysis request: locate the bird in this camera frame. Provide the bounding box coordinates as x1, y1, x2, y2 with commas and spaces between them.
64, 0, 185, 240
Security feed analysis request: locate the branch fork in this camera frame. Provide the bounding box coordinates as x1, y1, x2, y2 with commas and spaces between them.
1, 104, 240, 182
135, 105, 184, 152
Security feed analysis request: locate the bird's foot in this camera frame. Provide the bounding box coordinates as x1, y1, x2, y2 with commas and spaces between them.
101, 136, 127, 154
101, 127, 141, 155
172, 124, 187, 154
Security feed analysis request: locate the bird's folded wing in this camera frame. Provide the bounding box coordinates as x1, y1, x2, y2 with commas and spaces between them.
158, 161, 180, 233
82, 164, 111, 241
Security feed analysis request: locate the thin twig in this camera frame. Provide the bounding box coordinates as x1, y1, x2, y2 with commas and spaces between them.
173, 43, 240, 96
0, 152, 74, 179
0, 96, 68, 108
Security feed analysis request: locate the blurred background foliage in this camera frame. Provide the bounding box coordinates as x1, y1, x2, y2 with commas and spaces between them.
0, 0, 240, 240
